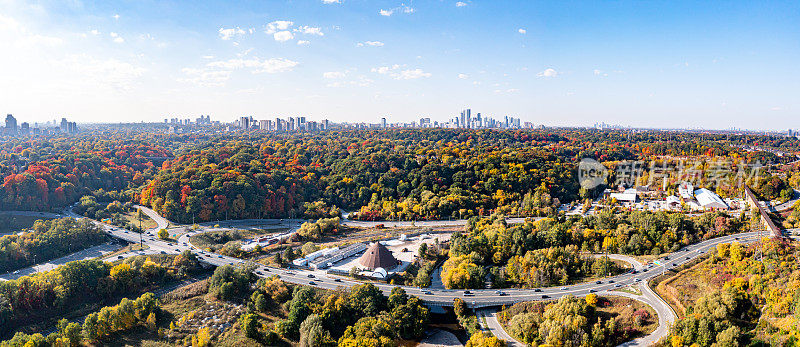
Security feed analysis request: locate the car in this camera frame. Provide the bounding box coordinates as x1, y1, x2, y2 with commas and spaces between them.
589, 289, 596, 293
672, 263, 677, 267
117, 255, 124, 259
308, 274, 315, 278
160, 251, 166, 254
635, 278, 642, 282
541, 295, 550, 299
664, 256, 669, 260
533, 288, 542, 292
423, 291, 433, 295
735, 237, 740, 240
608, 280, 615, 283
175, 249, 180, 252
560, 287, 568, 291
334, 278, 342, 282
12, 270, 20, 274
217, 255, 223, 258
497, 291, 507, 296
630, 269, 638, 274
615, 284, 622, 287
256, 271, 263, 275
463, 291, 473, 296
309, 281, 316, 285
595, 281, 602, 284
642, 268, 648, 272
685, 256, 690, 260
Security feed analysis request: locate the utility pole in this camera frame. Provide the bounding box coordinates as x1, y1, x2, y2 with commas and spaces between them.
138, 209, 143, 250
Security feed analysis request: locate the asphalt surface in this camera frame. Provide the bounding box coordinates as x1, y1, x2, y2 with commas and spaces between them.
2, 206, 765, 346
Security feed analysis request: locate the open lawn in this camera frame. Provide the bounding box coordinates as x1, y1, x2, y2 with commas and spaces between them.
123, 209, 159, 230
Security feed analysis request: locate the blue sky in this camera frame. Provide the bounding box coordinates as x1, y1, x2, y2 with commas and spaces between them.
0, 0, 798, 130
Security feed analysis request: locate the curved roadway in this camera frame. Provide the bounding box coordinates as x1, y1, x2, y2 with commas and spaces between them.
8, 206, 764, 346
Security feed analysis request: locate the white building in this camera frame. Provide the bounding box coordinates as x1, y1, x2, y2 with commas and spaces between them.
610, 188, 638, 203
694, 188, 728, 210
678, 182, 694, 200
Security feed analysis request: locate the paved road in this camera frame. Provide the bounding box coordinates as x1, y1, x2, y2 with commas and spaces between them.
478, 308, 525, 347
0, 242, 123, 281
0, 210, 65, 219
614, 283, 677, 347
771, 189, 800, 212
6, 206, 765, 346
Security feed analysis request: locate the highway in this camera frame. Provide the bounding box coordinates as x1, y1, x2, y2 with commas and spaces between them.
1, 206, 765, 346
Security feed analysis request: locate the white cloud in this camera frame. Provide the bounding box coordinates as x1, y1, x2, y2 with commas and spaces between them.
109, 32, 124, 43
372, 65, 430, 80
112, 14, 120, 20
90, 29, 99, 36
218, 27, 246, 40
456, 1, 467, 7
295, 26, 323, 36
380, 3, 414, 16
273, 31, 294, 42
322, 0, 341, 3
179, 67, 231, 87
266, 20, 294, 34
357, 41, 384, 47
297, 40, 310, 45
518, 28, 526, 34
458, 73, 468, 79
771, 107, 783, 111
371, 64, 400, 75
207, 57, 298, 73
537, 68, 558, 77
57, 54, 146, 91
323, 71, 346, 79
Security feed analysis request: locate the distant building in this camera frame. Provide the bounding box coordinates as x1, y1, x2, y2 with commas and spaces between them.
678, 182, 694, 200
610, 188, 638, 203
5, 114, 17, 133
693, 188, 728, 210
239, 116, 250, 129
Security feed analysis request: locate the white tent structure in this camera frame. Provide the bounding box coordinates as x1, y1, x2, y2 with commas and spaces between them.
694, 188, 728, 210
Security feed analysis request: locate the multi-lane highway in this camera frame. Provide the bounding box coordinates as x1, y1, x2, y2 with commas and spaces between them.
2, 206, 766, 346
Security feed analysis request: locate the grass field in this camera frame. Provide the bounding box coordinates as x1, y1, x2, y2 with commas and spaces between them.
122, 209, 158, 230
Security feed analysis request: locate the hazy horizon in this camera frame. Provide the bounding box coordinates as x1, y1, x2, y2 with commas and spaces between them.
1, 0, 798, 131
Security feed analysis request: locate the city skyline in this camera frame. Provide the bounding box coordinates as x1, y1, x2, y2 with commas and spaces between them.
0, 0, 798, 130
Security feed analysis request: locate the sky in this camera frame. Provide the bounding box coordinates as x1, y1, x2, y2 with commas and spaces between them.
0, 0, 798, 130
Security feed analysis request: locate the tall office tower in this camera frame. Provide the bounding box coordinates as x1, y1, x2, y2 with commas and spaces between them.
323, 119, 329, 130
459, 110, 465, 128
504, 116, 509, 128
381, 117, 387, 128
465, 109, 471, 128
259, 120, 268, 130
60, 118, 69, 132
239, 116, 250, 129
6, 114, 17, 133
